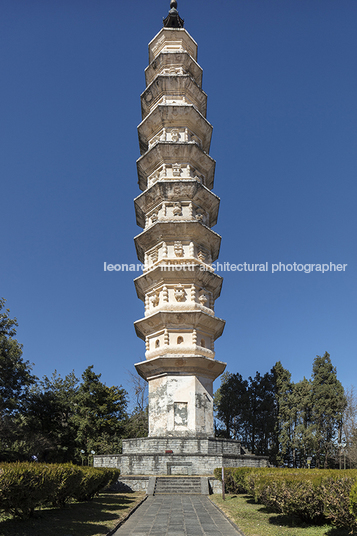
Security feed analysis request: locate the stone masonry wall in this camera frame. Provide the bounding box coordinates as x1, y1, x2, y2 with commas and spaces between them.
94, 452, 268, 475
121, 436, 244, 455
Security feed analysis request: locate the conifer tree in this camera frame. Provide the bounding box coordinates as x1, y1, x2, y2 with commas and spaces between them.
24, 370, 79, 462
0, 299, 35, 460
73, 366, 128, 457
0, 299, 35, 416
214, 372, 248, 439
272, 361, 293, 466
311, 352, 346, 468
293, 377, 313, 467
246, 371, 275, 456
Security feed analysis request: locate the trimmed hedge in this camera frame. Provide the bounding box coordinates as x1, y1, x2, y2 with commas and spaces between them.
0, 463, 55, 518
214, 467, 357, 530
0, 463, 120, 518
322, 476, 357, 530
350, 481, 357, 520
71, 466, 119, 502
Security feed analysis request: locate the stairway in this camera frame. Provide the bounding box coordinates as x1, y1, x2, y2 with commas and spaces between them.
153, 476, 206, 495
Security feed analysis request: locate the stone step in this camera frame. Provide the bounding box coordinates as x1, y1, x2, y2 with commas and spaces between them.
154, 476, 203, 495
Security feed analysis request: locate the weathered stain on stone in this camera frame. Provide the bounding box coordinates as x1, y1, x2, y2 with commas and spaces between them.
174, 401, 188, 426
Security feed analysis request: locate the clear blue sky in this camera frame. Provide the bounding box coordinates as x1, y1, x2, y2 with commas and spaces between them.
1, 0, 356, 403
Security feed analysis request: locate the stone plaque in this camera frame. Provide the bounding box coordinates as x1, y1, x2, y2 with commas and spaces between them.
174, 402, 188, 427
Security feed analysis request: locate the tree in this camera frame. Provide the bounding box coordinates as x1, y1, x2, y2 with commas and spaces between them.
73, 366, 128, 457
125, 371, 148, 439
311, 352, 346, 468
292, 377, 314, 467
245, 371, 275, 457
214, 372, 248, 439
0, 299, 35, 416
272, 361, 293, 466
215, 371, 276, 459
342, 386, 357, 468
0, 299, 35, 460
23, 370, 79, 462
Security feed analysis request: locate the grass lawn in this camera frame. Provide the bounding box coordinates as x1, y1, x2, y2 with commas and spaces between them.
210, 494, 354, 536
0, 492, 146, 536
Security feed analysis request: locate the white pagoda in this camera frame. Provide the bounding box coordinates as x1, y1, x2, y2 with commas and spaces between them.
133, 0, 226, 440
94, 1, 268, 481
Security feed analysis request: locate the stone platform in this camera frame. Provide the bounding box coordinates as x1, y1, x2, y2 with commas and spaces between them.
94, 436, 268, 491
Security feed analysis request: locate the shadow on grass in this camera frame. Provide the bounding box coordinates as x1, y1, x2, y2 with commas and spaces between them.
238, 495, 352, 536
0, 493, 143, 536
264, 506, 351, 536
325, 529, 357, 536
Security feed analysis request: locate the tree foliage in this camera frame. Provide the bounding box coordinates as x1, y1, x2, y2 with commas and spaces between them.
72, 366, 128, 457
311, 352, 346, 468
23, 370, 79, 462
0, 300, 152, 463
0, 299, 36, 460
0, 298, 35, 416
343, 386, 357, 467
215, 353, 347, 467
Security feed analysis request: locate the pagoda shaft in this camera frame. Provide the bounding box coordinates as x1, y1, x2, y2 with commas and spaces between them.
133, 23, 226, 438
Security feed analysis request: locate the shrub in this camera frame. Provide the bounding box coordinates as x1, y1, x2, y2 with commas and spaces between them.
46, 464, 83, 507
214, 466, 357, 528
0, 463, 120, 518
0, 463, 55, 518
232, 467, 256, 493
350, 481, 357, 523
213, 468, 240, 494
213, 467, 258, 494
322, 475, 357, 531
264, 478, 325, 523
72, 467, 120, 502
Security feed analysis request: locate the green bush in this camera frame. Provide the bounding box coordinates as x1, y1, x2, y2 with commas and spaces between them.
72, 467, 120, 502
214, 467, 357, 529
259, 476, 325, 523
231, 467, 256, 493
0, 463, 120, 518
0, 463, 55, 518
46, 464, 83, 507
213, 468, 240, 494
213, 467, 258, 494
350, 481, 357, 522
322, 475, 357, 531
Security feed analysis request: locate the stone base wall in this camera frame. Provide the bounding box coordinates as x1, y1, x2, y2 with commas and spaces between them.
93, 436, 268, 477
111, 476, 150, 493
117, 453, 267, 475
121, 436, 245, 455
109, 476, 238, 495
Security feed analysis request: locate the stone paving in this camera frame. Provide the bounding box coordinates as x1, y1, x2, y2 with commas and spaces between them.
113, 494, 244, 536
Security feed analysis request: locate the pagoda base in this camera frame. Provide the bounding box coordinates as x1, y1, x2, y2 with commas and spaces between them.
93, 436, 268, 484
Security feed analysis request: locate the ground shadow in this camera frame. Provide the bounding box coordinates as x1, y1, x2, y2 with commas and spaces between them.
0, 493, 143, 536
266, 509, 351, 535
237, 495, 353, 536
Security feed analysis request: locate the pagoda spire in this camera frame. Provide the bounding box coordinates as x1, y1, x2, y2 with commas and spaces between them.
163, 0, 184, 28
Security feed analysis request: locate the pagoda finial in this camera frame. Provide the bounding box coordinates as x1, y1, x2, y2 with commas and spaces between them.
163, 0, 184, 28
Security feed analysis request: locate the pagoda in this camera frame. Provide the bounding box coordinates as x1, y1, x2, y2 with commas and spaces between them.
133, 0, 226, 439
94, 0, 268, 483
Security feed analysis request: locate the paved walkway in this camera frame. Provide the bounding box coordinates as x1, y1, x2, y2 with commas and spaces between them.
113, 494, 243, 536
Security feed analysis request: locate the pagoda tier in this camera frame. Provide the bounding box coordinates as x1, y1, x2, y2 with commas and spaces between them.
138, 104, 213, 155
134, 221, 221, 264
134, 264, 223, 302
133, 16, 226, 439
137, 140, 216, 191
134, 179, 220, 228
145, 51, 202, 87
